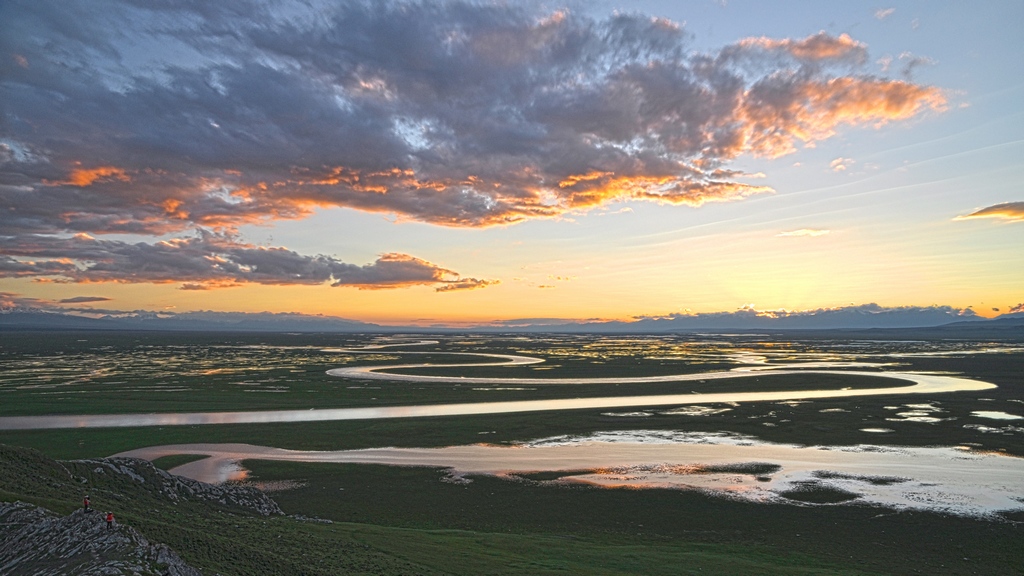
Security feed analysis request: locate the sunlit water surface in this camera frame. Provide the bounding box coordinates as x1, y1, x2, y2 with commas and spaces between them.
0, 368, 995, 429
6, 338, 1014, 518
0, 340, 998, 430
117, 431, 1024, 518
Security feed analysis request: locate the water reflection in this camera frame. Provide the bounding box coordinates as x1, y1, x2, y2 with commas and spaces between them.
0, 369, 996, 430
972, 411, 1023, 420
116, 432, 1024, 518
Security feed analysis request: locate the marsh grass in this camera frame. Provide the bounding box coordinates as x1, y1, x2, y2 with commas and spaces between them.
150, 453, 210, 470
3, 331, 1023, 575
242, 458, 1024, 576
0, 330, 909, 417
1, 444, 881, 576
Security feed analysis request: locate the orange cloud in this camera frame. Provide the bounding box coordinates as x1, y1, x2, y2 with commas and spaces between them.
743, 78, 946, 158
554, 173, 772, 209
161, 198, 190, 220
830, 158, 853, 172
734, 32, 866, 62
0, 233, 498, 291
435, 279, 500, 292
558, 171, 615, 189
5, 4, 948, 237
180, 280, 243, 290
953, 202, 1024, 222
46, 166, 131, 187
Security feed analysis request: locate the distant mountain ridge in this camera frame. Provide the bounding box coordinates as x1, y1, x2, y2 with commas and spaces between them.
2, 304, 1022, 334
0, 308, 379, 332
548, 305, 993, 332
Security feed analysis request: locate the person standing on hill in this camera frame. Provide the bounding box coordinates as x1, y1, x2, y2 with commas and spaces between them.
105, 511, 114, 530
83, 495, 90, 512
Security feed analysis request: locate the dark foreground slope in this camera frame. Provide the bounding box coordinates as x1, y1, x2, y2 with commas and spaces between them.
0, 502, 199, 576
1, 444, 899, 576
0, 444, 442, 576
4, 444, 1024, 575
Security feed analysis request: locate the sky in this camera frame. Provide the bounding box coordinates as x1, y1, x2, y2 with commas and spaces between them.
1, 0, 1021, 326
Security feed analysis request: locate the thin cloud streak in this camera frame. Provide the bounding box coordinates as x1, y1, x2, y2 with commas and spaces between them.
954, 202, 1024, 223
874, 8, 896, 21
776, 229, 831, 237
57, 296, 112, 304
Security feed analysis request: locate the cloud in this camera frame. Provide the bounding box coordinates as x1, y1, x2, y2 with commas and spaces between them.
954, 202, 1024, 222
628, 303, 979, 329
331, 253, 496, 291
830, 158, 853, 172
434, 278, 500, 292
44, 167, 130, 187
0, 291, 53, 309
0, 1, 946, 237
1008, 303, 1024, 314
898, 52, 936, 79
0, 231, 495, 291
877, 55, 893, 73
58, 296, 112, 303
729, 32, 867, 63
489, 317, 584, 326
875, 8, 896, 20
776, 229, 830, 237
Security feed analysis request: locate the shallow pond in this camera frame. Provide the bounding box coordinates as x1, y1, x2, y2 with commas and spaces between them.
117, 430, 1024, 518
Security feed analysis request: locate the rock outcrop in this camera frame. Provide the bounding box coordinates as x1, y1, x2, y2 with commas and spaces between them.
0, 445, 285, 574
71, 457, 282, 516
0, 501, 201, 576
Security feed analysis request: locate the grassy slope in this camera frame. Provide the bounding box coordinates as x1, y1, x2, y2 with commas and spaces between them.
242, 459, 1024, 576
0, 444, 440, 575
150, 453, 211, 470
0, 444, 876, 576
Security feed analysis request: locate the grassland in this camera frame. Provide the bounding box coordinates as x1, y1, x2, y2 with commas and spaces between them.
150, 453, 212, 470
2, 330, 1023, 575
241, 459, 1024, 575
0, 330, 907, 417
1, 444, 883, 576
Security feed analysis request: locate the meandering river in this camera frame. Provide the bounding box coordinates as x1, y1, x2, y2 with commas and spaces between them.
0, 342, 996, 430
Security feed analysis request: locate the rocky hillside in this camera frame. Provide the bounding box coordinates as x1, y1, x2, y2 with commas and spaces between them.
0, 501, 200, 576
0, 445, 435, 575
0, 445, 280, 575
70, 457, 282, 517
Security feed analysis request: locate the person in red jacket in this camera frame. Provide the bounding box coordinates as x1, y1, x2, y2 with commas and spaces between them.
105, 511, 114, 530
83, 495, 90, 512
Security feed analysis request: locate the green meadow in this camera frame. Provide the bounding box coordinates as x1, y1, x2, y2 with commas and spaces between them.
2, 330, 1023, 575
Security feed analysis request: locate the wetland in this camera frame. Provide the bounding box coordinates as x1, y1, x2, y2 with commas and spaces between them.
1, 330, 1023, 575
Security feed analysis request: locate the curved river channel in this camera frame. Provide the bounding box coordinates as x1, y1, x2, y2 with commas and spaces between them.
116, 433, 1024, 517
0, 341, 997, 430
